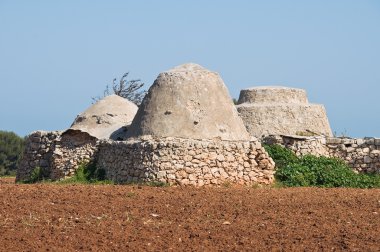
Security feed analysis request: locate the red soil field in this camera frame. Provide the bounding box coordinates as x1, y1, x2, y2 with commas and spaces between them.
0, 177, 379, 251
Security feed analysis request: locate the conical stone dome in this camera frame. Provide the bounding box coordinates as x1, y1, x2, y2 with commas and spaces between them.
126, 63, 251, 141
67, 95, 138, 140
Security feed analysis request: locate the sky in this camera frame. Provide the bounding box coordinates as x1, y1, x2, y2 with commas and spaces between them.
0, 0, 379, 138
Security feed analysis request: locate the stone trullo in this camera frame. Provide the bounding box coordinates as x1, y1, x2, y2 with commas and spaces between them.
16, 95, 138, 182
236, 86, 332, 138
126, 63, 251, 141
97, 63, 275, 186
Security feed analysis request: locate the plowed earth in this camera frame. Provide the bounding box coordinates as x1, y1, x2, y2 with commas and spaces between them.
0, 177, 379, 251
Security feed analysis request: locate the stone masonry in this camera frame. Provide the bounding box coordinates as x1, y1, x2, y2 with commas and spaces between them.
97, 136, 275, 186
236, 86, 333, 138
127, 63, 250, 141
50, 131, 98, 179
102, 63, 276, 185
69, 94, 138, 140
263, 135, 380, 174
16, 95, 138, 182
16, 63, 276, 185
16, 130, 98, 182
16, 131, 61, 181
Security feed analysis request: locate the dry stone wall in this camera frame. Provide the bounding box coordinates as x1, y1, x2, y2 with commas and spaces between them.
16, 131, 98, 182
97, 137, 275, 186
263, 135, 380, 174
16, 131, 61, 182
50, 131, 98, 179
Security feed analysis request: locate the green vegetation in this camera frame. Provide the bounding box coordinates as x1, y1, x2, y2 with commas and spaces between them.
57, 162, 112, 184
264, 144, 380, 188
21, 162, 171, 186
143, 181, 169, 187
22, 166, 51, 184
0, 131, 25, 176
21, 162, 112, 184
264, 144, 298, 169
24, 166, 48, 183
59, 163, 170, 186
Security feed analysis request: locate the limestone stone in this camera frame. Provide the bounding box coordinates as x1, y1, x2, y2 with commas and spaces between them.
264, 135, 380, 174
67, 95, 138, 140
126, 63, 250, 141
238, 86, 308, 104
375, 139, 380, 146
356, 139, 364, 145
364, 156, 372, 164
347, 147, 356, 153
18, 64, 285, 185
236, 86, 332, 137
97, 137, 275, 186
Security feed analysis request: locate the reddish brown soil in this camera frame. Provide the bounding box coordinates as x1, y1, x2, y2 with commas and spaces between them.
0, 178, 379, 251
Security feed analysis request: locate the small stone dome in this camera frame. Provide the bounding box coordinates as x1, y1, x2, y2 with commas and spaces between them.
236, 86, 332, 137
66, 95, 138, 140
126, 63, 251, 141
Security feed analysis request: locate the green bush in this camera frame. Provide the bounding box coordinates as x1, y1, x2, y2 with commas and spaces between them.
21, 166, 51, 183
263, 144, 298, 169
60, 162, 111, 184
0, 131, 25, 176
264, 144, 380, 188
27, 167, 44, 183
21, 162, 111, 184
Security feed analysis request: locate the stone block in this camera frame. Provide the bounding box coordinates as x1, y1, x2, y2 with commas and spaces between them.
39, 159, 49, 167
364, 156, 372, 164
188, 174, 197, 181
346, 147, 356, 153
156, 171, 166, 179
365, 138, 375, 145
167, 174, 176, 180
356, 138, 364, 145
326, 138, 342, 145
371, 150, 380, 155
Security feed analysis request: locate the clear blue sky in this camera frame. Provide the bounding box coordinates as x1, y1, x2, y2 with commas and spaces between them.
1, 0, 379, 137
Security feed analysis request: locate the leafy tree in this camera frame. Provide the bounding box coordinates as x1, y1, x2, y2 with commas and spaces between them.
0, 131, 25, 176
93, 72, 147, 106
